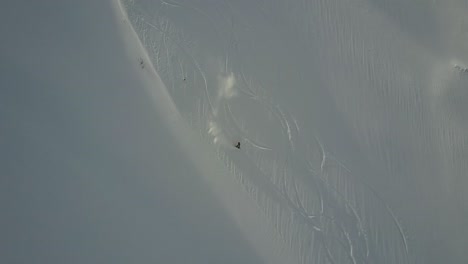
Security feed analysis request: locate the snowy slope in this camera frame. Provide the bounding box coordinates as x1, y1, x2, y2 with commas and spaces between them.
0, 1, 285, 263
1, 0, 467, 263
120, 0, 468, 263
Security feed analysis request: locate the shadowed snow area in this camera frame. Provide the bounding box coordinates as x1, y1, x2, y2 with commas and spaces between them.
1, 0, 468, 263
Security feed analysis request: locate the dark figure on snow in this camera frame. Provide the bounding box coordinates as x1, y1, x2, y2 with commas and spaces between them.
235, 142, 241, 149
139, 57, 144, 69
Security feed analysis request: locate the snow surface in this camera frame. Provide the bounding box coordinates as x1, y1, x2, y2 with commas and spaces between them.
1, 0, 468, 263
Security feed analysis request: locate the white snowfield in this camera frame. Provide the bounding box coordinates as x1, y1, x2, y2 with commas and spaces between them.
1, 0, 467, 263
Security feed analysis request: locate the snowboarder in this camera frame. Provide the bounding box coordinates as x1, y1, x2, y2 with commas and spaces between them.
235, 142, 241, 149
